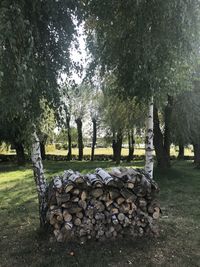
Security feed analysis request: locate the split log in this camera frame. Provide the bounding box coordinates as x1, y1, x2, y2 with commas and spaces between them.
47, 167, 160, 243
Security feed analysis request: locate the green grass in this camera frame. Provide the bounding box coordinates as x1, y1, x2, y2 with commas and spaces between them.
0, 160, 200, 267
1, 146, 194, 157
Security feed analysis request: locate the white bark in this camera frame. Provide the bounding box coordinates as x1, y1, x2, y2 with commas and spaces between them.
31, 130, 47, 227
145, 97, 154, 179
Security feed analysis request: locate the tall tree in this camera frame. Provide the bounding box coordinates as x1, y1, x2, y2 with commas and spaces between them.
0, 0, 80, 227
71, 84, 89, 161
84, 0, 200, 173
88, 87, 100, 161
145, 97, 154, 178
171, 77, 200, 167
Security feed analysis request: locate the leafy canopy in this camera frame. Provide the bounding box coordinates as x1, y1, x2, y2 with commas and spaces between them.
0, 0, 81, 126
84, 0, 200, 100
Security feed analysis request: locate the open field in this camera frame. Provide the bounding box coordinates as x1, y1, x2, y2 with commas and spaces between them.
0, 146, 194, 157
0, 160, 200, 267
46, 147, 193, 157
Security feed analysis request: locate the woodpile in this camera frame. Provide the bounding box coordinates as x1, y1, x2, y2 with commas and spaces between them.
47, 167, 160, 243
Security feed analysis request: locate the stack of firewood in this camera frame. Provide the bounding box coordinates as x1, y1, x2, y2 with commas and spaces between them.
47, 167, 160, 243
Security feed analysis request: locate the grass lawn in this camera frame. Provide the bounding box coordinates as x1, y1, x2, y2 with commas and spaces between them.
1, 146, 194, 157
0, 160, 200, 267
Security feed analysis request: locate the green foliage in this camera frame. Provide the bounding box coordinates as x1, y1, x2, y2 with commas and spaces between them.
84, 0, 200, 100
99, 74, 146, 139
171, 80, 200, 145
0, 117, 28, 145
0, 0, 81, 139
55, 127, 78, 145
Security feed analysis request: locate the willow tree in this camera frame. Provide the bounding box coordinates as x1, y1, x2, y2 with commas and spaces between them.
0, 0, 81, 227
171, 78, 200, 167
83, 0, 200, 175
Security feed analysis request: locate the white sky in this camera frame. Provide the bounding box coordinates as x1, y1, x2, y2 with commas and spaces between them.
60, 23, 87, 85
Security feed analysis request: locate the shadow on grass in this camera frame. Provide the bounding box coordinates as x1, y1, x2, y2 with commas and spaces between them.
1, 160, 200, 267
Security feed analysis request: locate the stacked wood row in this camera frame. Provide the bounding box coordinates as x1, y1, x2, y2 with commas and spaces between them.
46, 167, 160, 243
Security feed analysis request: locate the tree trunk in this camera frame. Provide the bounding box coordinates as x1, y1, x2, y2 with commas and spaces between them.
178, 143, 184, 160
112, 131, 123, 165
112, 133, 117, 162
153, 106, 170, 169
31, 131, 48, 228
127, 130, 135, 162
193, 143, 200, 167
75, 118, 83, 161
40, 142, 46, 160
163, 95, 173, 159
66, 115, 72, 161
145, 97, 154, 178
15, 142, 25, 165
91, 118, 97, 161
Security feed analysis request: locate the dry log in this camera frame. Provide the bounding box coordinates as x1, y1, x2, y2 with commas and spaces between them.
63, 210, 72, 222
64, 221, 73, 231
109, 188, 120, 199
95, 168, 113, 185
78, 200, 87, 210
56, 192, 70, 205
91, 188, 103, 198
47, 167, 160, 244
65, 184, 74, 193
74, 217, 82, 226
86, 174, 103, 187
117, 213, 125, 222
80, 190, 87, 201
72, 188, 80, 195
116, 197, 125, 205
68, 203, 82, 214
152, 207, 160, 219
76, 212, 84, 219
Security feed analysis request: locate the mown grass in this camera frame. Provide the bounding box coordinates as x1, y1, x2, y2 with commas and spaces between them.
1, 146, 194, 157
0, 160, 200, 267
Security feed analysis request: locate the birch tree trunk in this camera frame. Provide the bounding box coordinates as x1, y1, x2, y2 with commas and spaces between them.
145, 97, 154, 179
31, 130, 48, 228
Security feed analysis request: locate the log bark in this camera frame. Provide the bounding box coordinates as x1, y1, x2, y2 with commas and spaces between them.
66, 115, 72, 161
127, 130, 135, 162
31, 130, 48, 228
75, 117, 83, 161
47, 167, 160, 242
153, 106, 170, 169
15, 142, 25, 165
145, 97, 154, 178
91, 118, 97, 161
